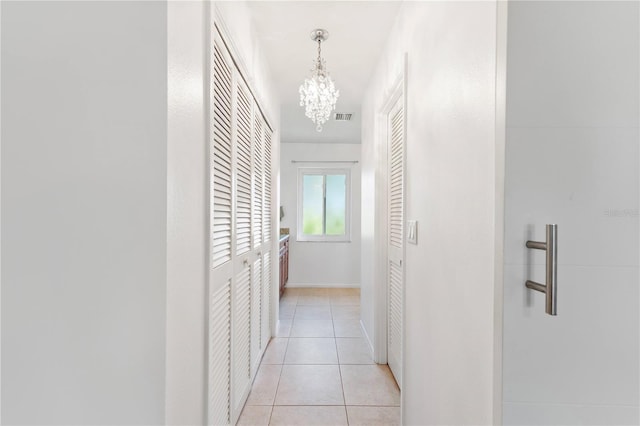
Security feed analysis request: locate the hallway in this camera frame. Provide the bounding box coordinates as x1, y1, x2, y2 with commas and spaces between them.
2, 1, 639, 424
238, 288, 400, 425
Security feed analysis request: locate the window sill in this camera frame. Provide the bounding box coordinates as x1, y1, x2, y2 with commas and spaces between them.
296, 238, 352, 243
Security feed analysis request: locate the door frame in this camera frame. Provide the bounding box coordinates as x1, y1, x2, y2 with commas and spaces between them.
373, 54, 407, 384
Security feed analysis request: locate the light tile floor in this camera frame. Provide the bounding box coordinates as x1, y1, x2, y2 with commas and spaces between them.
238, 288, 401, 426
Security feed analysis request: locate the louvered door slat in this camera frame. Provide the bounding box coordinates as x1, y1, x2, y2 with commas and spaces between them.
212, 43, 233, 269
263, 127, 272, 243
388, 261, 402, 362
389, 106, 404, 250
234, 265, 251, 405
251, 257, 262, 372
208, 281, 231, 426
253, 112, 263, 248
235, 83, 253, 255
261, 251, 271, 348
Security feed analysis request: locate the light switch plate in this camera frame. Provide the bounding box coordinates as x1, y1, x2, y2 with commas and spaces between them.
407, 220, 418, 244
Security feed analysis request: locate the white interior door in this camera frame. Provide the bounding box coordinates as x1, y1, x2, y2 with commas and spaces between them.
387, 97, 404, 388
231, 64, 253, 423
209, 40, 234, 426
262, 128, 273, 350
502, 2, 639, 424
250, 100, 264, 376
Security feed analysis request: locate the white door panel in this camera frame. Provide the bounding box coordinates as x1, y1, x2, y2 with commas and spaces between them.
387, 98, 404, 388
210, 40, 234, 426
251, 256, 262, 374
502, 2, 639, 424
233, 263, 252, 414
208, 281, 231, 426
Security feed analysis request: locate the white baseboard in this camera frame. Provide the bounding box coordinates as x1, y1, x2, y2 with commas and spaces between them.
285, 282, 360, 289
360, 319, 375, 361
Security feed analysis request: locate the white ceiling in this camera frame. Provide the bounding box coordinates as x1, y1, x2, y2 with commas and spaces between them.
247, 1, 402, 144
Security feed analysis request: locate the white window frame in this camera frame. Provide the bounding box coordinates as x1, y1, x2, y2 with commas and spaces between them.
296, 167, 351, 242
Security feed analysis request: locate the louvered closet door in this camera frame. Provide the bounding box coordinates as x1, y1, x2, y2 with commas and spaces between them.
387, 98, 404, 389
210, 27, 276, 426
261, 126, 273, 348
235, 80, 253, 257
252, 109, 263, 249
251, 256, 262, 373
210, 40, 234, 426
233, 263, 252, 413
208, 282, 231, 426
231, 75, 255, 419
250, 109, 265, 374
261, 251, 271, 348
212, 44, 233, 272
263, 128, 273, 245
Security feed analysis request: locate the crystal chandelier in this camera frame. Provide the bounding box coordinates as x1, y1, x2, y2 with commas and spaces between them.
299, 29, 340, 132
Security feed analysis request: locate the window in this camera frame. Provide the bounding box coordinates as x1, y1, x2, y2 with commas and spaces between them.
297, 168, 351, 242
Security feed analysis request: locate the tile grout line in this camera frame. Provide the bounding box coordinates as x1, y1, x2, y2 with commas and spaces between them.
344, 404, 350, 425
331, 302, 351, 425
266, 404, 274, 426
251, 290, 372, 424
268, 299, 293, 426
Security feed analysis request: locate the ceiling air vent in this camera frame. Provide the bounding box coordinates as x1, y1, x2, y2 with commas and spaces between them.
334, 112, 353, 121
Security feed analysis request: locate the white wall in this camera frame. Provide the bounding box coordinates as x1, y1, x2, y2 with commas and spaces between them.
502, 2, 639, 424
166, 1, 208, 424
165, 1, 281, 423
280, 143, 361, 287
2, 1, 167, 424
361, 2, 499, 424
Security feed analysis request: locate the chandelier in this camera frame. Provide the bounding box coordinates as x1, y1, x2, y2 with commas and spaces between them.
299, 29, 340, 132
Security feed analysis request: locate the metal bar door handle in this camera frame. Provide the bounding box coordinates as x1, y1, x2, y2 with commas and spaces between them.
525, 224, 558, 316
